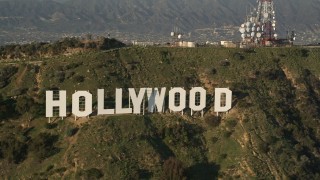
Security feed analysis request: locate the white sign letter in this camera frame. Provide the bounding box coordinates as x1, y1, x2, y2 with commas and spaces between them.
147, 88, 166, 113
214, 88, 232, 112
129, 88, 146, 114
46, 91, 67, 118
97, 89, 115, 115
116, 88, 132, 114
189, 87, 206, 111
72, 91, 92, 117
169, 88, 186, 112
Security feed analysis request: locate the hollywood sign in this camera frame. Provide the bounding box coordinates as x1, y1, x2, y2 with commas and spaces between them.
46, 87, 232, 118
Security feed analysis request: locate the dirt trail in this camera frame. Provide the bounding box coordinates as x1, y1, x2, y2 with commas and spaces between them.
237, 113, 282, 179
62, 126, 81, 178
15, 66, 28, 86
282, 66, 302, 90
35, 67, 42, 95
199, 73, 215, 93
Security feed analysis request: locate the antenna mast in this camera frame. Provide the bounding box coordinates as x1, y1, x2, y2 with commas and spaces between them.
239, 0, 279, 47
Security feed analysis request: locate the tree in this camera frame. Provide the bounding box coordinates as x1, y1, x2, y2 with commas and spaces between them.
0, 94, 17, 120
204, 115, 221, 128
73, 75, 85, 83
0, 94, 6, 119
15, 96, 37, 126
30, 133, 59, 161
15, 96, 33, 115
76, 168, 104, 179
0, 137, 28, 164
161, 157, 187, 180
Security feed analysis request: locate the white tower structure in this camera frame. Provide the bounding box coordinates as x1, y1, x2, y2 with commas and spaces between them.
239, 0, 278, 46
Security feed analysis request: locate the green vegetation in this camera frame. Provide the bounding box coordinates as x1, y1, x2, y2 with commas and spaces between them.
0, 37, 125, 60
0, 46, 320, 179
161, 157, 187, 180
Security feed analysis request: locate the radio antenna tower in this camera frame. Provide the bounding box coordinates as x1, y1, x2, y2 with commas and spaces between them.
170, 25, 183, 46
239, 0, 278, 47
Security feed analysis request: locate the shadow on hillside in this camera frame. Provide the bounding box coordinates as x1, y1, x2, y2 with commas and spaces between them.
143, 116, 175, 159
186, 162, 220, 180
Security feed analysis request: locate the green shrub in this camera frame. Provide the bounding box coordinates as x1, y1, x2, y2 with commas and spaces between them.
46, 165, 54, 172
161, 157, 187, 180
219, 60, 230, 67
211, 68, 217, 75
76, 168, 104, 179
223, 131, 233, 138
66, 127, 79, 137
11, 88, 28, 96
54, 71, 65, 83
219, 154, 227, 161
160, 51, 171, 64
297, 49, 310, 57
65, 62, 82, 70
0, 137, 28, 164
243, 48, 256, 53
233, 52, 245, 60
0, 66, 18, 89
53, 167, 67, 174
204, 115, 221, 128
15, 95, 35, 115
225, 118, 238, 129
44, 123, 58, 129
211, 137, 219, 144
257, 141, 269, 153
30, 133, 59, 161
65, 71, 75, 79
164, 123, 203, 146
73, 75, 85, 83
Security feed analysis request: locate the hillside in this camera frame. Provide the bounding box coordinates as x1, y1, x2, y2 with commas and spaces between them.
0, 46, 320, 179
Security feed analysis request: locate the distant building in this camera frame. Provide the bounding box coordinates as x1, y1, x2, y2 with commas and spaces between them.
173, 41, 196, 48
221, 41, 237, 48
132, 41, 154, 46
206, 41, 220, 46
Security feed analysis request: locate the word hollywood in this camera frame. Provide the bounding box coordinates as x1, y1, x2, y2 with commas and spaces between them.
46, 87, 232, 118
